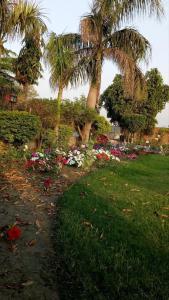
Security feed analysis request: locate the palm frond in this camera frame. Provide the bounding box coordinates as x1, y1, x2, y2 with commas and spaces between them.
96, 0, 164, 25
104, 47, 145, 98
105, 27, 151, 63
80, 15, 99, 44
7, 0, 47, 39
45, 32, 88, 92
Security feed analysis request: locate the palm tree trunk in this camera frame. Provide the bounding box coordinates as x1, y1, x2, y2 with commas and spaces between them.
81, 55, 102, 144
55, 84, 63, 136
23, 83, 29, 101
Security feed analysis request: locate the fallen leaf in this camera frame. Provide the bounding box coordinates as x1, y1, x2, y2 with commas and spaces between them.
82, 221, 93, 228
26, 239, 37, 247
159, 214, 169, 219
35, 219, 41, 229
122, 208, 133, 213
8, 244, 17, 253
162, 207, 169, 211
130, 189, 140, 192
15, 217, 31, 226
22, 280, 34, 287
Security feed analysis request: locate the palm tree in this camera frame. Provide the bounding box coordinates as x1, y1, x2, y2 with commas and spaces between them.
45, 32, 87, 134
79, 0, 163, 143
0, 0, 47, 55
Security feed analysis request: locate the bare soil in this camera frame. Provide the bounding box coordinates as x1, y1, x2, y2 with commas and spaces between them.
0, 159, 84, 300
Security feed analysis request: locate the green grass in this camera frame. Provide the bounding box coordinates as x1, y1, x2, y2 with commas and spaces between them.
54, 155, 169, 300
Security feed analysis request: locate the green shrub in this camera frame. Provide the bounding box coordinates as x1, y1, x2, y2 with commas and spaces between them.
57, 125, 73, 150
42, 129, 57, 148
0, 111, 41, 146
93, 115, 112, 136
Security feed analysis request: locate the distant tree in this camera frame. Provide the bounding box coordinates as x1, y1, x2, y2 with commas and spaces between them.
143, 68, 169, 133
101, 69, 169, 138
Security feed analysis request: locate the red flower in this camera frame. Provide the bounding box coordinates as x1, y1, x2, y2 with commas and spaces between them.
44, 177, 52, 189
6, 226, 21, 241
25, 160, 35, 169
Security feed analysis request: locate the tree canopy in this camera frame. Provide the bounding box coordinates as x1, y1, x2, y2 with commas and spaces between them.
101, 69, 169, 135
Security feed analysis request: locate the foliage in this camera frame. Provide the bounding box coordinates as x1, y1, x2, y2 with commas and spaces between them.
17, 99, 57, 129
15, 36, 43, 92
77, 0, 163, 142
143, 68, 169, 133
54, 155, 169, 300
41, 129, 57, 149
61, 97, 97, 127
123, 114, 146, 133
0, 54, 21, 105
25, 151, 60, 173
0, 0, 47, 55
44, 33, 87, 131
0, 111, 41, 146
57, 125, 73, 150
101, 70, 169, 134
93, 115, 112, 136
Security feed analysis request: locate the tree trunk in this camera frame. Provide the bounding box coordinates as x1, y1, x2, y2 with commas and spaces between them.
55, 84, 63, 136
81, 55, 102, 144
23, 83, 29, 101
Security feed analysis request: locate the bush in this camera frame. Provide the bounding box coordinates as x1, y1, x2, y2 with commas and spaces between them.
0, 111, 41, 146
17, 99, 57, 129
93, 115, 112, 136
42, 129, 57, 149
57, 125, 73, 150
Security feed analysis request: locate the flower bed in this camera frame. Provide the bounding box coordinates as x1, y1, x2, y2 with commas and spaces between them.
24, 141, 161, 173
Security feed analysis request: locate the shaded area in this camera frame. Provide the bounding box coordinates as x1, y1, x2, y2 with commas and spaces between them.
0, 160, 62, 300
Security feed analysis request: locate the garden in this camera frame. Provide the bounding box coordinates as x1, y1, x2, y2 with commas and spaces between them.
0, 0, 169, 299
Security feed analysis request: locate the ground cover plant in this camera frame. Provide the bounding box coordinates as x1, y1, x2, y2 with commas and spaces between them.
54, 155, 169, 300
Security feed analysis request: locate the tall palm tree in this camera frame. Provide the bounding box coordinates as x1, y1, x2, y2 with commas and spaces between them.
45, 32, 87, 134
79, 0, 163, 143
0, 0, 47, 55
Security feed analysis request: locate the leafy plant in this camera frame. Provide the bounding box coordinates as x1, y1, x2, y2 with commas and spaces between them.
0, 111, 41, 146
57, 125, 73, 150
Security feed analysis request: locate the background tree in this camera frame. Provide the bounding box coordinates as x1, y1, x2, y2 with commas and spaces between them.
0, 52, 21, 107
78, 0, 163, 143
101, 70, 169, 139
15, 36, 43, 100
143, 68, 169, 133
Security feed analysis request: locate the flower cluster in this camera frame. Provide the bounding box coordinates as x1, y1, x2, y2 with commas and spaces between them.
93, 149, 120, 162
25, 152, 60, 173
96, 134, 109, 145
65, 149, 85, 168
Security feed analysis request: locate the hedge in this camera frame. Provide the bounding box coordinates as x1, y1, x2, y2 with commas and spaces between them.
0, 111, 41, 146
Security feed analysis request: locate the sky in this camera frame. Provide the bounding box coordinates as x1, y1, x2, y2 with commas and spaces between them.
7, 0, 169, 127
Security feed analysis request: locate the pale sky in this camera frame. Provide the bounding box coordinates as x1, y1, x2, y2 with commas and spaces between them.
7, 0, 169, 127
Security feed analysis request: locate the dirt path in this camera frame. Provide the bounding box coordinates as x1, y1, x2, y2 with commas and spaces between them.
0, 162, 84, 300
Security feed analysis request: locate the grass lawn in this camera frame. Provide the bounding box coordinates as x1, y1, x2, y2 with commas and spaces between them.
54, 155, 169, 300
